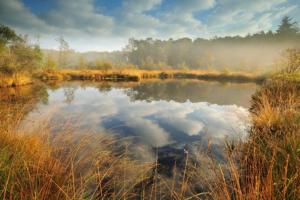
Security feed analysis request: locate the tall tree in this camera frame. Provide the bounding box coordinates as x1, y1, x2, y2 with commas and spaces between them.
277, 16, 299, 38
0, 24, 21, 46
57, 36, 70, 68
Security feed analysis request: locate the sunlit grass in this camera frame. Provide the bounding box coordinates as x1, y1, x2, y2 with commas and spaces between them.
0, 72, 299, 199
0, 73, 32, 87
35, 69, 265, 83
208, 78, 300, 200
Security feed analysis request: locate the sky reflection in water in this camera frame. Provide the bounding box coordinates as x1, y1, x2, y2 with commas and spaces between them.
23, 81, 257, 153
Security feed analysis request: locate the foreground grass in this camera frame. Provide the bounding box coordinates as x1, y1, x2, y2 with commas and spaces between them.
246, 78, 299, 199
211, 77, 300, 200
0, 74, 298, 199
0, 91, 154, 199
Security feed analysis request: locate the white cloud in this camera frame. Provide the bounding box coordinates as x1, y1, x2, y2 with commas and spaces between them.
0, 0, 51, 33
173, 0, 216, 12
204, 0, 297, 37
42, 0, 114, 36
0, 0, 299, 50
123, 0, 162, 13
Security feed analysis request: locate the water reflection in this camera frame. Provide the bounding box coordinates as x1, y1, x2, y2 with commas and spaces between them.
0, 84, 49, 127
20, 80, 256, 151
127, 80, 258, 107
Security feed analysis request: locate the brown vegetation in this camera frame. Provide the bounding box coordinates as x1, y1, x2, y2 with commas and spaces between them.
35, 69, 265, 83
1, 74, 298, 200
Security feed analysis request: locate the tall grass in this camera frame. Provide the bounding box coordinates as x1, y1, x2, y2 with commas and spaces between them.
0, 90, 155, 199
0, 70, 299, 199
205, 78, 300, 200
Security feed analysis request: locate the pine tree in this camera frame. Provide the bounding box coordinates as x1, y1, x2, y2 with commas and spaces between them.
277, 16, 299, 38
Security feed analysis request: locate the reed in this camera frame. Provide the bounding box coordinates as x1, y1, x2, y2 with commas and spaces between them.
0, 72, 298, 200
205, 77, 300, 200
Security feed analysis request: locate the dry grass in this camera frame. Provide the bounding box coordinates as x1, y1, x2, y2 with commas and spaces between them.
35, 69, 265, 83
206, 78, 300, 200
0, 90, 155, 200
0, 72, 298, 199
0, 73, 32, 88
0, 129, 155, 200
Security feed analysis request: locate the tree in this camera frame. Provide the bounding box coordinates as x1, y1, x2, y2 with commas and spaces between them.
0, 25, 43, 75
57, 36, 70, 68
277, 16, 299, 38
78, 55, 86, 69
45, 54, 57, 71
0, 24, 21, 46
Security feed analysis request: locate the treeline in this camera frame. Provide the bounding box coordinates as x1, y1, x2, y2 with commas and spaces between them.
43, 49, 134, 71
126, 16, 300, 71
49, 16, 300, 72
1, 16, 300, 75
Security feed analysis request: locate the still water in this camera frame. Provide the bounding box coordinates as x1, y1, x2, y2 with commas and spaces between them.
21, 80, 258, 162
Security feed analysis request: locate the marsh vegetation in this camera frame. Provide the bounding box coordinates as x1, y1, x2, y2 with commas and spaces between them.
0, 16, 300, 200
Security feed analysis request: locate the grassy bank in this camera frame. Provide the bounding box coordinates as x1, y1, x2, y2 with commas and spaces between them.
0, 73, 33, 88
0, 75, 298, 199
0, 93, 153, 199
0, 69, 266, 88
35, 69, 265, 83
210, 76, 300, 200
245, 77, 299, 199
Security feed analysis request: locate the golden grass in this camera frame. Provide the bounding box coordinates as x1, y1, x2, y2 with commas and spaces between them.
0, 91, 155, 200
0, 118, 154, 199
206, 78, 300, 200
0, 73, 32, 88
0, 72, 298, 199
35, 69, 265, 83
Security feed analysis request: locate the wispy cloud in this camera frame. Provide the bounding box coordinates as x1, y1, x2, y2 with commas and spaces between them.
0, 0, 298, 51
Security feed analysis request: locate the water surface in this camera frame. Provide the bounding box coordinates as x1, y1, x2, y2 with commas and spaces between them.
20, 80, 258, 162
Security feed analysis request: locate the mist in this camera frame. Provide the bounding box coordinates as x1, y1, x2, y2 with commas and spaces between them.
42, 16, 300, 73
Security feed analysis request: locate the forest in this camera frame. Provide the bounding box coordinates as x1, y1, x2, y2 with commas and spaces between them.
1, 16, 299, 77
54, 16, 300, 71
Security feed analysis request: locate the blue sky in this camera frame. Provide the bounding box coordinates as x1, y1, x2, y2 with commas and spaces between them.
0, 0, 299, 51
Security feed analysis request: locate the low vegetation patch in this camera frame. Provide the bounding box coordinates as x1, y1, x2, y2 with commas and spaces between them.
35, 69, 265, 84
209, 78, 300, 200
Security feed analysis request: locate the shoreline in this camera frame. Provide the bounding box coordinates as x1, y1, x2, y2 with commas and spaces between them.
35, 69, 266, 83
1, 70, 269, 88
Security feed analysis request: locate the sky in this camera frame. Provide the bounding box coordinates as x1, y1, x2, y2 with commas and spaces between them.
0, 0, 299, 52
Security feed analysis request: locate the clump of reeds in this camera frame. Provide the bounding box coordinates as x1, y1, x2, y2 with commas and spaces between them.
204, 78, 300, 200
0, 91, 154, 200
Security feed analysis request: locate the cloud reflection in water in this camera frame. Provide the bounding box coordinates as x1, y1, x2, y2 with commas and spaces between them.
23, 83, 250, 149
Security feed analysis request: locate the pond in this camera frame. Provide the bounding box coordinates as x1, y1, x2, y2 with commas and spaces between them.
18, 80, 258, 165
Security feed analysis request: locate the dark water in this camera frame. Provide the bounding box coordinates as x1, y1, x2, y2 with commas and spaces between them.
20, 80, 258, 163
